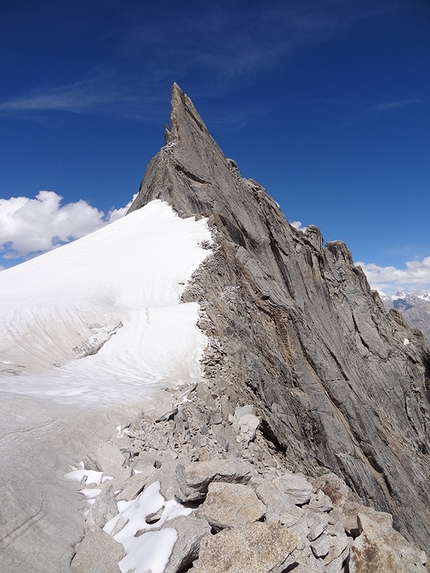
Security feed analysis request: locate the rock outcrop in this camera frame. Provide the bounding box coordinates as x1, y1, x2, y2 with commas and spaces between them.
128, 83, 430, 553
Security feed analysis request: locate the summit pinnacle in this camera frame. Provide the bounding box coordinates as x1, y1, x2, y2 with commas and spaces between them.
129, 84, 430, 552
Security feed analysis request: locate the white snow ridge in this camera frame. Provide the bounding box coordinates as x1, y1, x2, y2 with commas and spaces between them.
0, 200, 212, 406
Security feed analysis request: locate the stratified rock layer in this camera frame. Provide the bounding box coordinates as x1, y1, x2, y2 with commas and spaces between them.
128, 84, 430, 552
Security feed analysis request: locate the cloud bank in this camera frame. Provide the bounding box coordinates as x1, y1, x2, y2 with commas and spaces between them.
357, 258, 430, 294
0, 191, 133, 261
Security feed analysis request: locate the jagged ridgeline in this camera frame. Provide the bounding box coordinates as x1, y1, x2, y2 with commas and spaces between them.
128, 84, 430, 552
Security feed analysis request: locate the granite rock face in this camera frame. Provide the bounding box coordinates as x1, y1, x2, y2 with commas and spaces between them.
128, 84, 430, 552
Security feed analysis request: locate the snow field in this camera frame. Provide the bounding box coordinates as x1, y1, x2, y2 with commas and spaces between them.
0, 200, 212, 405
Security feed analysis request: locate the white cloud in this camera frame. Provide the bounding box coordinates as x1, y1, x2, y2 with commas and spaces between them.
356, 257, 430, 294
291, 220, 307, 232
0, 78, 132, 115
0, 191, 134, 260
372, 99, 426, 113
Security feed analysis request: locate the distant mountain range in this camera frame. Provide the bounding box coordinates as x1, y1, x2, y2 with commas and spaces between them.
380, 291, 430, 341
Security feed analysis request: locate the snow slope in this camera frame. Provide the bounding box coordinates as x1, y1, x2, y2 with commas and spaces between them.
0, 200, 212, 406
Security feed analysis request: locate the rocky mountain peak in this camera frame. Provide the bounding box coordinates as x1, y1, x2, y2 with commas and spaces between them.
128, 84, 430, 554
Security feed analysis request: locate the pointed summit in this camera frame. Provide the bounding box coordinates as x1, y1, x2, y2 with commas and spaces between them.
129, 87, 430, 552
168, 82, 210, 141
129, 83, 246, 222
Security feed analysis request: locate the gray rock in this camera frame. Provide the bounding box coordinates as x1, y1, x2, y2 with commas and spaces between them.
196, 482, 266, 529
86, 484, 118, 532
233, 405, 261, 445
322, 526, 349, 565
310, 534, 331, 558
194, 522, 301, 573
309, 489, 334, 513
306, 511, 330, 542
110, 515, 129, 537
283, 546, 326, 573
254, 479, 303, 526
349, 512, 428, 573
94, 442, 130, 481
179, 457, 254, 501
115, 467, 157, 502
273, 472, 313, 505
71, 529, 125, 573
154, 460, 187, 500
312, 473, 354, 506
163, 515, 211, 573
325, 554, 344, 573
128, 83, 430, 552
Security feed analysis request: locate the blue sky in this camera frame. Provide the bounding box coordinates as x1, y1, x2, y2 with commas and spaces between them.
0, 0, 429, 293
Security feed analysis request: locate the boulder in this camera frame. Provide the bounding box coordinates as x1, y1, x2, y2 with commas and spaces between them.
71, 529, 125, 573
350, 512, 427, 573
273, 472, 313, 505
163, 515, 211, 573
179, 458, 254, 501
194, 522, 301, 573
254, 479, 303, 526
86, 484, 118, 532
196, 482, 266, 529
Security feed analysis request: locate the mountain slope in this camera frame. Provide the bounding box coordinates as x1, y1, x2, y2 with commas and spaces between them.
0, 200, 213, 572
129, 84, 430, 552
382, 291, 430, 342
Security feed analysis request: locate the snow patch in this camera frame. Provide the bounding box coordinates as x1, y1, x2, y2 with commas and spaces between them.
100, 480, 191, 573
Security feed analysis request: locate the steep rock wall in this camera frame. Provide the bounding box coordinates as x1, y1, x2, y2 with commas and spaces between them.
128, 84, 430, 552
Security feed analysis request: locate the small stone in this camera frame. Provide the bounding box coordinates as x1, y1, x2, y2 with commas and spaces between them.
310, 534, 331, 558
110, 515, 129, 537
94, 442, 130, 481
154, 460, 187, 500
325, 554, 344, 573
309, 489, 334, 513
255, 479, 303, 525
323, 529, 349, 564
312, 473, 353, 506
307, 513, 329, 542
233, 405, 261, 445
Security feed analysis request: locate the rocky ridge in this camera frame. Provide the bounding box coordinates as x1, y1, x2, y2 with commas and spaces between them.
128, 83, 430, 551
382, 291, 430, 342
71, 388, 428, 573
71, 83, 430, 572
